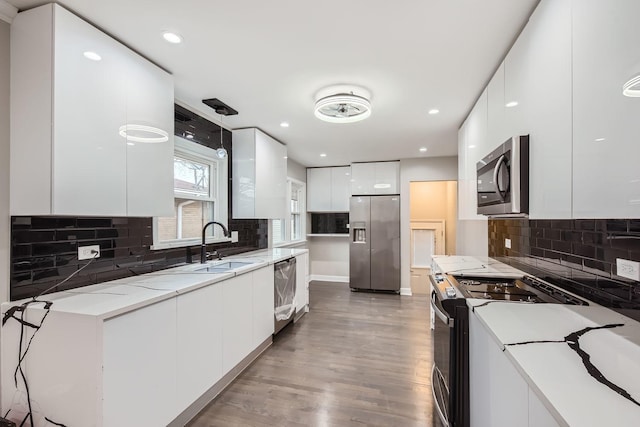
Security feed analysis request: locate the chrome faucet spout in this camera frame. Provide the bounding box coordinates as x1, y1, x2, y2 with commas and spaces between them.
201, 221, 231, 263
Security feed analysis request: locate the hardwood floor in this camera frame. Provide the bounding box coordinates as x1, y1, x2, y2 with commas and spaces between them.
188, 281, 433, 426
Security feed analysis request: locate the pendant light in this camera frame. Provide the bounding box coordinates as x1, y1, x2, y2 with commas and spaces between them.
216, 116, 228, 159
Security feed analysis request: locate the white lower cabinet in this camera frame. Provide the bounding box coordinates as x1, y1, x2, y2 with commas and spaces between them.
222, 273, 256, 373
176, 283, 223, 413
295, 252, 309, 313
252, 266, 275, 348
103, 299, 178, 427
470, 310, 560, 427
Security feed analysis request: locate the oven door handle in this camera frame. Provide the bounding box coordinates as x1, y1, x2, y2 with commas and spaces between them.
431, 291, 454, 327
492, 154, 509, 202
431, 364, 450, 426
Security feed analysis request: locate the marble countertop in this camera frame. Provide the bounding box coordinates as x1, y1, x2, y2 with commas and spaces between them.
432, 255, 525, 278
468, 299, 640, 426
1, 248, 308, 320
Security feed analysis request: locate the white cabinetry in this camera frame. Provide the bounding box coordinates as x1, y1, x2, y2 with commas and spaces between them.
504, 0, 573, 219
103, 299, 177, 427
487, 62, 508, 147
458, 91, 488, 220
232, 128, 287, 219
176, 284, 223, 413
9, 4, 173, 216
222, 274, 254, 372
307, 166, 351, 212
351, 161, 399, 195
572, 0, 640, 218
470, 310, 560, 427
295, 252, 309, 313
252, 265, 275, 347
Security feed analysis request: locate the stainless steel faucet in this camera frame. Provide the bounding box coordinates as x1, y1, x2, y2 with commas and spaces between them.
201, 221, 231, 263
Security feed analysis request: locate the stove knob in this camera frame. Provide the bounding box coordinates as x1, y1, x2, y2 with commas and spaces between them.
445, 287, 457, 298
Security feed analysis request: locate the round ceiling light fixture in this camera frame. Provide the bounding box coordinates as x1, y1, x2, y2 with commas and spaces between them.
623, 74, 640, 97
314, 85, 372, 123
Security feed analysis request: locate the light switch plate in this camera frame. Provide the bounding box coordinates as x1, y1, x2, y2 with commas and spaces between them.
505, 238, 511, 249
231, 231, 238, 243
616, 258, 640, 281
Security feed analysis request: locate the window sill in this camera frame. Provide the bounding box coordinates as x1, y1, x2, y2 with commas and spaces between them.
273, 239, 307, 249
151, 237, 232, 251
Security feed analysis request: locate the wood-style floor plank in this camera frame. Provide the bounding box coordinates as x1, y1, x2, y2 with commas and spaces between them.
187, 281, 433, 426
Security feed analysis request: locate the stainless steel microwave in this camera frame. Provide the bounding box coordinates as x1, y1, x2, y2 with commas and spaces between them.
476, 135, 529, 216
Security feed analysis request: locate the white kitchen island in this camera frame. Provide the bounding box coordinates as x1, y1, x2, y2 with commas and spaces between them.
0, 248, 308, 427
433, 255, 640, 427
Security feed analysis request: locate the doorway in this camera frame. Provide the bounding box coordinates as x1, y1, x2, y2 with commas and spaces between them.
409, 181, 457, 295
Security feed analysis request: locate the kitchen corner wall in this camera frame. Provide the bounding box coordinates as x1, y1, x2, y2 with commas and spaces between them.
1, 20, 10, 303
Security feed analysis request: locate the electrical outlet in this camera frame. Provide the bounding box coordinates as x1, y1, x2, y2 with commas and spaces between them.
505, 238, 511, 249
231, 231, 239, 243
78, 245, 100, 260
616, 258, 640, 281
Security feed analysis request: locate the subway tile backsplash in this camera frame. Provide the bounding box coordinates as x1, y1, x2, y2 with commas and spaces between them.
489, 219, 640, 319
10, 216, 268, 300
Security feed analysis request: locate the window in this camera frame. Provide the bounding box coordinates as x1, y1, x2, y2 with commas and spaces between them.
152, 136, 229, 249
271, 178, 306, 247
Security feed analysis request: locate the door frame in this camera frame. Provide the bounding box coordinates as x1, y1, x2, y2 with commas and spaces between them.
410, 219, 446, 269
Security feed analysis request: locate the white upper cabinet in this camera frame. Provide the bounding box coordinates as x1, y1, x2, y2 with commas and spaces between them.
232, 128, 287, 219
10, 4, 174, 216
572, 0, 640, 218
487, 62, 508, 148
508, 0, 572, 219
351, 161, 399, 195
307, 166, 351, 212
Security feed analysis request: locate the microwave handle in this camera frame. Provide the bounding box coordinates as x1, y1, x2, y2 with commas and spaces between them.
492, 154, 509, 202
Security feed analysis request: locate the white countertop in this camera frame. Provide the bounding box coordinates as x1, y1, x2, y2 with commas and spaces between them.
432, 255, 525, 278
2, 248, 308, 320
468, 299, 640, 426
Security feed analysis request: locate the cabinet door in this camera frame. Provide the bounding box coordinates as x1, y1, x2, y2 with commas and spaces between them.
487, 62, 507, 148
572, 0, 640, 218
52, 5, 128, 215
255, 131, 287, 219
124, 52, 174, 217
295, 253, 309, 313
529, 388, 561, 427
103, 299, 177, 427
331, 166, 351, 211
525, 0, 572, 219
307, 167, 332, 211
176, 284, 223, 413
351, 162, 375, 195
252, 266, 275, 347
374, 162, 399, 194
222, 274, 254, 373
461, 91, 488, 220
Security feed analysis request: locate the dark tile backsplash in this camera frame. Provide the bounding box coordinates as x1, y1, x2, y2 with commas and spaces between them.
9, 105, 269, 301
311, 213, 350, 234
489, 218, 640, 320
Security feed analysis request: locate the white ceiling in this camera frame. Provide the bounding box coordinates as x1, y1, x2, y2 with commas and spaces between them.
9, 0, 539, 167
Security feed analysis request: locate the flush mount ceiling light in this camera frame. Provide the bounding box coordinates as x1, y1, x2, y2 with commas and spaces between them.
119, 124, 169, 143
623, 75, 640, 97
314, 85, 371, 123
428, 109, 440, 115
162, 31, 183, 44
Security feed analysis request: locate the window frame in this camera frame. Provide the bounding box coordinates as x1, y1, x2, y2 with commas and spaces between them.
151, 136, 230, 250
271, 177, 306, 248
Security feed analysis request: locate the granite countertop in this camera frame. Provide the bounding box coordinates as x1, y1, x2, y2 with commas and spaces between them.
1, 248, 308, 320
468, 294, 640, 426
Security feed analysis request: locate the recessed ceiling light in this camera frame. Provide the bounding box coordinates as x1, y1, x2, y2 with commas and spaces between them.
162, 32, 183, 44
320, 153, 327, 157
280, 122, 290, 128
419, 147, 428, 152
428, 109, 440, 115
83, 51, 101, 61
505, 101, 519, 108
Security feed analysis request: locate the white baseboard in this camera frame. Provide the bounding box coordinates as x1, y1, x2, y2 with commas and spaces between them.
310, 274, 349, 283
400, 287, 413, 296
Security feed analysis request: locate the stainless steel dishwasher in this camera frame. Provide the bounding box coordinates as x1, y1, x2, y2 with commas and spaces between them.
274, 257, 296, 334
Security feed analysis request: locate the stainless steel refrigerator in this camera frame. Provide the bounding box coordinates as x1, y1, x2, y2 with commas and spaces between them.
349, 195, 400, 292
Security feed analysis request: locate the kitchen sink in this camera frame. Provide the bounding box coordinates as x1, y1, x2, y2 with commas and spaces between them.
194, 260, 256, 273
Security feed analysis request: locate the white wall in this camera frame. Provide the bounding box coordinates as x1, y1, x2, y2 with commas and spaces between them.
400, 157, 458, 295
456, 220, 488, 257
1, 20, 10, 303
307, 236, 350, 282
287, 158, 306, 183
